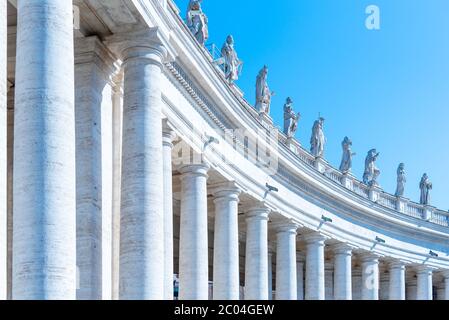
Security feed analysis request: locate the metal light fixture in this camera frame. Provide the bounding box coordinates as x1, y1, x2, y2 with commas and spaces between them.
203, 135, 219, 150
321, 215, 333, 223
266, 183, 279, 193
375, 236, 386, 244
429, 250, 439, 257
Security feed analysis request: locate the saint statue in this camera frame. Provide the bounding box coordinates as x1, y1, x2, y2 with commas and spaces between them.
186, 0, 209, 45
419, 173, 432, 205
395, 163, 406, 197
283, 97, 300, 138
363, 149, 380, 186
339, 136, 355, 173
221, 35, 243, 84
310, 117, 325, 157
255, 66, 275, 114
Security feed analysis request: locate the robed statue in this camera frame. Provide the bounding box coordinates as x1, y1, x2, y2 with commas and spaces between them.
310, 117, 325, 157
283, 97, 300, 138
363, 149, 380, 186
419, 173, 432, 205
255, 66, 275, 114
186, 0, 209, 45
339, 137, 355, 173
221, 35, 243, 84
395, 163, 406, 197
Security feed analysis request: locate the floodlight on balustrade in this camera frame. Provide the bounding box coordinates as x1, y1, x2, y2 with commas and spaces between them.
375, 236, 386, 244
321, 215, 333, 223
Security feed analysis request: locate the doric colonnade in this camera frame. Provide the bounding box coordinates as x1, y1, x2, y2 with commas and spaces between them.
1, 0, 448, 300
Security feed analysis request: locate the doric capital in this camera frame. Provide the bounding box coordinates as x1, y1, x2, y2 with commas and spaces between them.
331, 243, 354, 256
359, 252, 381, 263
389, 260, 407, 270
162, 119, 177, 146
271, 219, 300, 235
106, 27, 177, 66
210, 181, 241, 202
178, 163, 210, 179
245, 203, 271, 221
302, 232, 328, 245
414, 265, 434, 275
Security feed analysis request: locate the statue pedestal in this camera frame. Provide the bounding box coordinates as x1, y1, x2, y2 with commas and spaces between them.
368, 185, 382, 202
313, 156, 326, 174
285, 137, 300, 154
396, 197, 409, 213
258, 112, 274, 130
423, 206, 435, 221
341, 172, 355, 191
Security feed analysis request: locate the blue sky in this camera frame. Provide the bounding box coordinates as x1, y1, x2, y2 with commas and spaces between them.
176, 0, 449, 210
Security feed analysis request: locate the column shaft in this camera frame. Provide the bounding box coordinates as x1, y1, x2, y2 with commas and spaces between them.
333, 245, 352, 300
444, 275, 449, 300
13, 0, 76, 299
268, 247, 273, 300
162, 124, 176, 300
0, 0, 6, 301
275, 224, 298, 300
244, 207, 270, 300
304, 234, 326, 300
296, 257, 305, 300
212, 184, 240, 300
118, 42, 167, 300
416, 267, 433, 300
361, 255, 379, 300
389, 263, 406, 300
75, 36, 116, 300
179, 164, 209, 300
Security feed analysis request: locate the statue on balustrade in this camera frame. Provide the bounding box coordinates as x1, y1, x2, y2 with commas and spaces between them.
186, 0, 209, 45
419, 173, 432, 205
255, 66, 275, 115
339, 136, 355, 173
395, 163, 406, 197
310, 117, 325, 157
363, 149, 380, 186
221, 35, 243, 84
283, 97, 301, 138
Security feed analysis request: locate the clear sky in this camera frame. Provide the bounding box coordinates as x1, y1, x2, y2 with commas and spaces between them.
175, 0, 449, 210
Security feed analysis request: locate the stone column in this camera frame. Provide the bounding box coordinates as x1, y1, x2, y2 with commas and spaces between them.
178, 164, 210, 300
389, 262, 406, 300
13, 0, 76, 299
416, 266, 433, 300
274, 222, 298, 300
360, 254, 380, 300
304, 233, 326, 300
111, 73, 123, 300
406, 277, 417, 300
333, 244, 352, 300
244, 205, 270, 300
0, 0, 6, 301
267, 244, 274, 300
107, 30, 169, 300
162, 121, 176, 300
443, 271, 449, 300
75, 36, 117, 300
211, 182, 241, 300
296, 254, 305, 300
325, 261, 334, 300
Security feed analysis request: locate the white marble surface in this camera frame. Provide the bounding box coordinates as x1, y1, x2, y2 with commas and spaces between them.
333, 244, 353, 300
304, 233, 326, 300
13, 0, 76, 299
0, 0, 6, 301
274, 223, 298, 300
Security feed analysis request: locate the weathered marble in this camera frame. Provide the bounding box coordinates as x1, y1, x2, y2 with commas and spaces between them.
360, 254, 379, 300
304, 233, 326, 300
162, 122, 176, 300
296, 254, 305, 300
211, 182, 241, 300
13, 0, 76, 299
419, 174, 432, 205
333, 244, 353, 300
389, 262, 406, 300
274, 222, 298, 300
416, 266, 433, 300
395, 163, 406, 197
75, 36, 116, 300
245, 206, 270, 300
108, 31, 168, 300
0, 0, 6, 301
179, 164, 210, 300
310, 117, 325, 158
